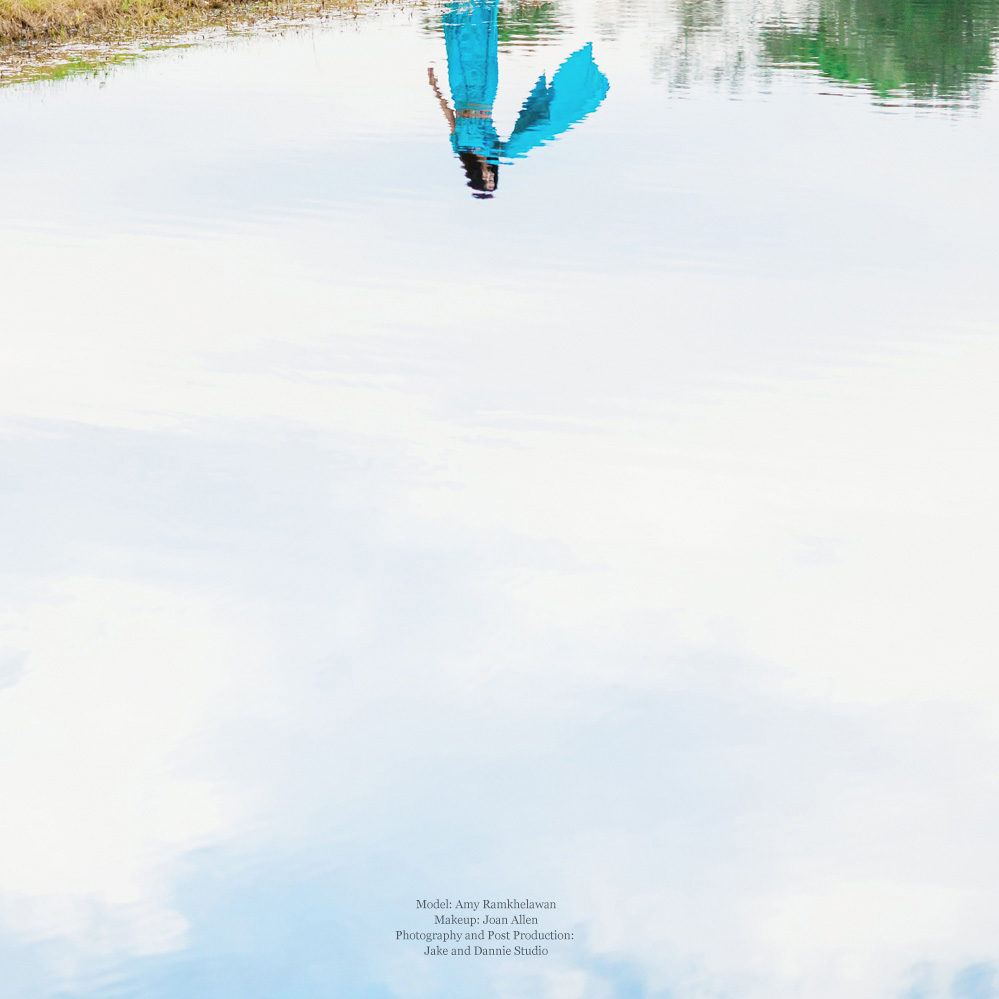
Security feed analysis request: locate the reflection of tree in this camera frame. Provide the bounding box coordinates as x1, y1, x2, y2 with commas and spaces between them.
497, 0, 566, 48
763, 0, 999, 104
599, 0, 786, 94
653, 0, 747, 91
423, 0, 566, 50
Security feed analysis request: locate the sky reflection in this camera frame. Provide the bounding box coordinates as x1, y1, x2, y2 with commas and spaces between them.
1, 1, 999, 998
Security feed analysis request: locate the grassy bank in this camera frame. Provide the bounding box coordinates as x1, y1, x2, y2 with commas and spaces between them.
1, 0, 211, 42
0, 0, 364, 88
0, 0, 351, 47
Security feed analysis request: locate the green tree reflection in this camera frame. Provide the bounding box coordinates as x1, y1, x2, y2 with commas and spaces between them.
424, 0, 566, 51
763, 0, 999, 104
497, 0, 565, 47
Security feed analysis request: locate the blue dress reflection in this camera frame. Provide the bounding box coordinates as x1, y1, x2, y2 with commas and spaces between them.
429, 0, 610, 197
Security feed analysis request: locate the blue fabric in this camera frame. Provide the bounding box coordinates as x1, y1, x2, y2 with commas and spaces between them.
502, 43, 611, 159
441, 0, 609, 163
443, 0, 499, 111
451, 115, 502, 161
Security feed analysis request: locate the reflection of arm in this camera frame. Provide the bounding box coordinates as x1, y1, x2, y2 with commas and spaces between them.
428, 67, 456, 134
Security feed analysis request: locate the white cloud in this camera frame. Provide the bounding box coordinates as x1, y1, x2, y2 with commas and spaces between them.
0, 577, 261, 958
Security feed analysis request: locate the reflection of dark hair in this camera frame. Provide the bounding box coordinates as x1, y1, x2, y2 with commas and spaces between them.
458, 151, 499, 198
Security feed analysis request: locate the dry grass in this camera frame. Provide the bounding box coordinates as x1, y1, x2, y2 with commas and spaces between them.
0, 0, 333, 45
0, 0, 371, 85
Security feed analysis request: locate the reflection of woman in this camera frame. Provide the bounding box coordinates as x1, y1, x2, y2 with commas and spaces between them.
429, 0, 610, 197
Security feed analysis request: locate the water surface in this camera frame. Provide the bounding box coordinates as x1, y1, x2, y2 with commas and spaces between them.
2, 1, 999, 997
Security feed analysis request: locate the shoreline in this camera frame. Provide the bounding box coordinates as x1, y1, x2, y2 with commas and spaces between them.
0, 0, 354, 43
0, 0, 364, 81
